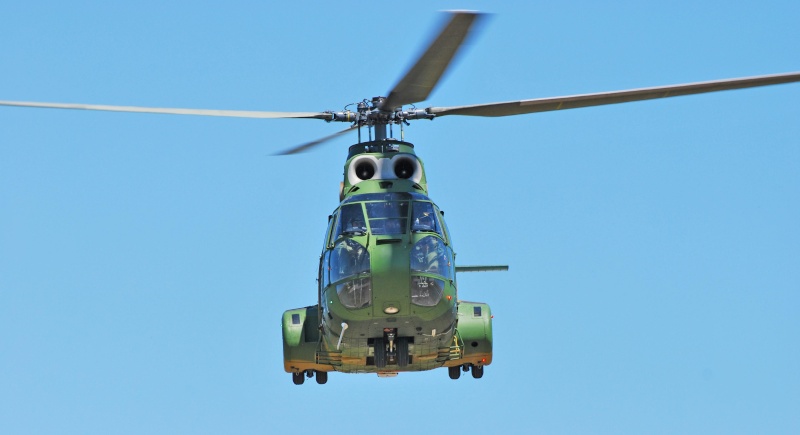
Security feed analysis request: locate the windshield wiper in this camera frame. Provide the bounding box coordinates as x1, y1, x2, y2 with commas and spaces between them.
343, 229, 366, 236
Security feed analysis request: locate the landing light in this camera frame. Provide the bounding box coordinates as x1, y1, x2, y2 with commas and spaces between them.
384, 306, 399, 314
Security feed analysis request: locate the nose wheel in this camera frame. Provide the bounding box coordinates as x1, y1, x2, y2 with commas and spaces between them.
396, 337, 409, 368
374, 337, 387, 368
374, 329, 410, 368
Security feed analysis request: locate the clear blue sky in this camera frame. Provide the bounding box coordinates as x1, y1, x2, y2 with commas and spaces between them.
1, 1, 798, 433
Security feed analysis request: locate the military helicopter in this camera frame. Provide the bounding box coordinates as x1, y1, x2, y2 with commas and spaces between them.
2, 11, 799, 385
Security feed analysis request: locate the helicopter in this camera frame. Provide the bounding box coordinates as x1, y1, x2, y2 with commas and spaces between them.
1, 11, 799, 386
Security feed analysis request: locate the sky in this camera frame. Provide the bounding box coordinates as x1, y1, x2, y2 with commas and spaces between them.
1, 1, 798, 433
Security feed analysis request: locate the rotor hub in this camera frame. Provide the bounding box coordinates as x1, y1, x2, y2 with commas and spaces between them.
327, 97, 435, 129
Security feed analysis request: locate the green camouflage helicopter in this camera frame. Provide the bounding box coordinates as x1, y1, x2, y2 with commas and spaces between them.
2, 12, 799, 385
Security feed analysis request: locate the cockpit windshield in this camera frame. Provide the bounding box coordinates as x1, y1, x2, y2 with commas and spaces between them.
411, 201, 443, 237
328, 238, 371, 309
365, 201, 409, 235
334, 203, 367, 239
409, 235, 453, 307
411, 235, 453, 280
331, 194, 447, 238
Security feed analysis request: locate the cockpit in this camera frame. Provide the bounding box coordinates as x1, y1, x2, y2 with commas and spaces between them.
321, 192, 454, 310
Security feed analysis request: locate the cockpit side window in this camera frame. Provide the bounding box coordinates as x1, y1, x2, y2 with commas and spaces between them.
334, 203, 367, 239
411, 201, 444, 237
325, 214, 337, 248
437, 208, 452, 246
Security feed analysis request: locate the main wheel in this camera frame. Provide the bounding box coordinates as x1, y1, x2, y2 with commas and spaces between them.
292, 372, 305, 385
374, 338, 387, 368
397, 337, 409, 368
471, 365, 484, 379
315, 370, 328, 384
448, 366, 461, 380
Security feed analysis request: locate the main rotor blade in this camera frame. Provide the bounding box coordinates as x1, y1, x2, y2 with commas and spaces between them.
381, 11, 483, 110
0, 100, 331, 119
456, 265, 509, 273
275, 125, 359, 155
428, 72, 800, 117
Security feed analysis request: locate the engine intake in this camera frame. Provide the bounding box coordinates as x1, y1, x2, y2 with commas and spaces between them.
393, 157, 416, 179
355, 160, 376, 180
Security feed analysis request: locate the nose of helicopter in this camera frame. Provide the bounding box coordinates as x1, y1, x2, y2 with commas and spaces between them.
369, 238, 412, 317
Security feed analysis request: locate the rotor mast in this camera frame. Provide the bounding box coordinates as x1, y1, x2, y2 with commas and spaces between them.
371, 98, 389, 141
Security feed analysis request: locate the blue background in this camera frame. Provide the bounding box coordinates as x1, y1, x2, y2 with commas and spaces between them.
1, 1, 798, 433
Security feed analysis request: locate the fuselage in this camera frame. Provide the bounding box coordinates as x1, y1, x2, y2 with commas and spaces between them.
321, 141, 458, 372
282, 140, 492, 379
319, 189, 458, 372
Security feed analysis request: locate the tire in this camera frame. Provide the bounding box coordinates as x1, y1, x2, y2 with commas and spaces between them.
448, 366, 461, 380
374, 338, 387, 368
292, 372, 305, 385
397, 337, 409, 368
315, 370, 328, 384
471, 365, 484, 379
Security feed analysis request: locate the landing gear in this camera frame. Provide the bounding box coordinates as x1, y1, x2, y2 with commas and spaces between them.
397, 337, 409, 368
374, 337, 387, 368
373, 330, 411, 368
448, 364, 484, 380
385, 328, 397, 366
291, 370, 330, 385
448, 366, 461, 380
